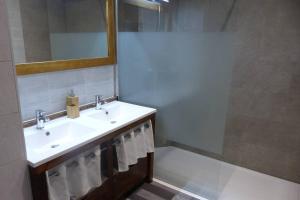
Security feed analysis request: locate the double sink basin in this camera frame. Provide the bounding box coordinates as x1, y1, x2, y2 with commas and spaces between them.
24, 101, 156, 167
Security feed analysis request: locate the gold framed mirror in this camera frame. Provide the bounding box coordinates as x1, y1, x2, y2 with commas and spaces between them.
15, 0, 116, 76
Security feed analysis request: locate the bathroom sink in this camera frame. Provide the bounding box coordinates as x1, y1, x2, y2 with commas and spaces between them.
87, 103, 122, 124
24, 101, 156, 167
24, 121, 98, 165
86, 101, 154, 126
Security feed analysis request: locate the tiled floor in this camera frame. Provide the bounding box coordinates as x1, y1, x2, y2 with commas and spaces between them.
128, 181, 199, 200
154, 146, 300, 200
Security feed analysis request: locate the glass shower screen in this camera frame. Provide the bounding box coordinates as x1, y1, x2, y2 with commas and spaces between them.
117, 0, 236, 199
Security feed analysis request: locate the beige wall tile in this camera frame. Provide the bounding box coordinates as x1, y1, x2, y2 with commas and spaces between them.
0, 159, 32, 200
0, 0, 12, 61
0, 61, 19, 115
0, 1, 31, 200
0, 113, 26, 166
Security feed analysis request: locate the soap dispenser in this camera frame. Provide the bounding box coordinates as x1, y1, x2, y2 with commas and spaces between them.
66, 90, 80, 119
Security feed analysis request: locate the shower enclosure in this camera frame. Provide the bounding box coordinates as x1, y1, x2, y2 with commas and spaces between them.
117, 0, 300, 199
117, 1, 236, 198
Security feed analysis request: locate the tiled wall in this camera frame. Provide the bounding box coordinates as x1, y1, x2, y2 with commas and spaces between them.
0, 0, 32, 199
17, 65, 115, 120
223, 0, 300, 183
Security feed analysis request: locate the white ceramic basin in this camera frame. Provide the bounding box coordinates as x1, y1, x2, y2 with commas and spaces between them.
88, 103, 121, 123
85, 101, 153, 126
86, 102, 134, 125
25, 122, 97, 154
24, 101, 156, 167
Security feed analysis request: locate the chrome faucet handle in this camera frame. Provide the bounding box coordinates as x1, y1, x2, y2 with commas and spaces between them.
95, 95, 104, 110
44, 115, 50, 122
36, 110, 50, 129
36, 109, 45, 118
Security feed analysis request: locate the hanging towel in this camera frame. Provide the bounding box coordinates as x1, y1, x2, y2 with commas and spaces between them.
124, 131, 138, 165
46, 165, 70, 200
115, 136, 129, 172
84, 146, 102, 189
134, 127, 147, 159
66, 156, 90, 199
144, 121, 155, 153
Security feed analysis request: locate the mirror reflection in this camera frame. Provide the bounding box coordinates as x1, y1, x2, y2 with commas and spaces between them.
11, 0, 108, 64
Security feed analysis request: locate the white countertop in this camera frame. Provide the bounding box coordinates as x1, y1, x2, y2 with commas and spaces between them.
24, 101, 156, 167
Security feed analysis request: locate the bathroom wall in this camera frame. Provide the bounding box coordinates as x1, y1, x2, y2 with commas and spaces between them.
223, 0, 300, 183
17, 66, 115, 120
0, 0, 32, 199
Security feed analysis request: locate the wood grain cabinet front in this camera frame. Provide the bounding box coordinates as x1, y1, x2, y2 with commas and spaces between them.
113, 157, 148, 199
82, 179, 114, 200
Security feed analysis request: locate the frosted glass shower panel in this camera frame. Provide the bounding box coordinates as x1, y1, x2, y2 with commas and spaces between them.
118, 32, 234, 154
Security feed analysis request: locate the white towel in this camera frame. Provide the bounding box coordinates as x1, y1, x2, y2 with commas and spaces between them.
134, 127, 147, 159
84, 146, 102, 189
144, 121, 155, 153
66, 156, 90, 199
124, 131, 138, 165
115, 131, 139, 172
46, 165, 70, 200
115, 136, 129, 172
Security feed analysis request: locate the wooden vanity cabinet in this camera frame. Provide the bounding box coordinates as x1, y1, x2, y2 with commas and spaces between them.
113, 157, 149, 199
82, 179, 114, 200
29, 114, 155, 200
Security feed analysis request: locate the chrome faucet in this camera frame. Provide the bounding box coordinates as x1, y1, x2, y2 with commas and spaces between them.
95, 95, 106, 110
36, 110, 50, 129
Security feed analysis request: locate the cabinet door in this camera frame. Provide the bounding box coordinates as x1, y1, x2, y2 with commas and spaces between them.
82, 179, 113, 200
113, 157, 148, 199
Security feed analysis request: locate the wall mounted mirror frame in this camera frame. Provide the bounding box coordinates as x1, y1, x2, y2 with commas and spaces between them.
16, 0, 116, 76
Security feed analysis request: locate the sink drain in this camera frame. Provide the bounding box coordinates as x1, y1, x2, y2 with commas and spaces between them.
110, 121, 117, 124
51, 144, 60, 148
